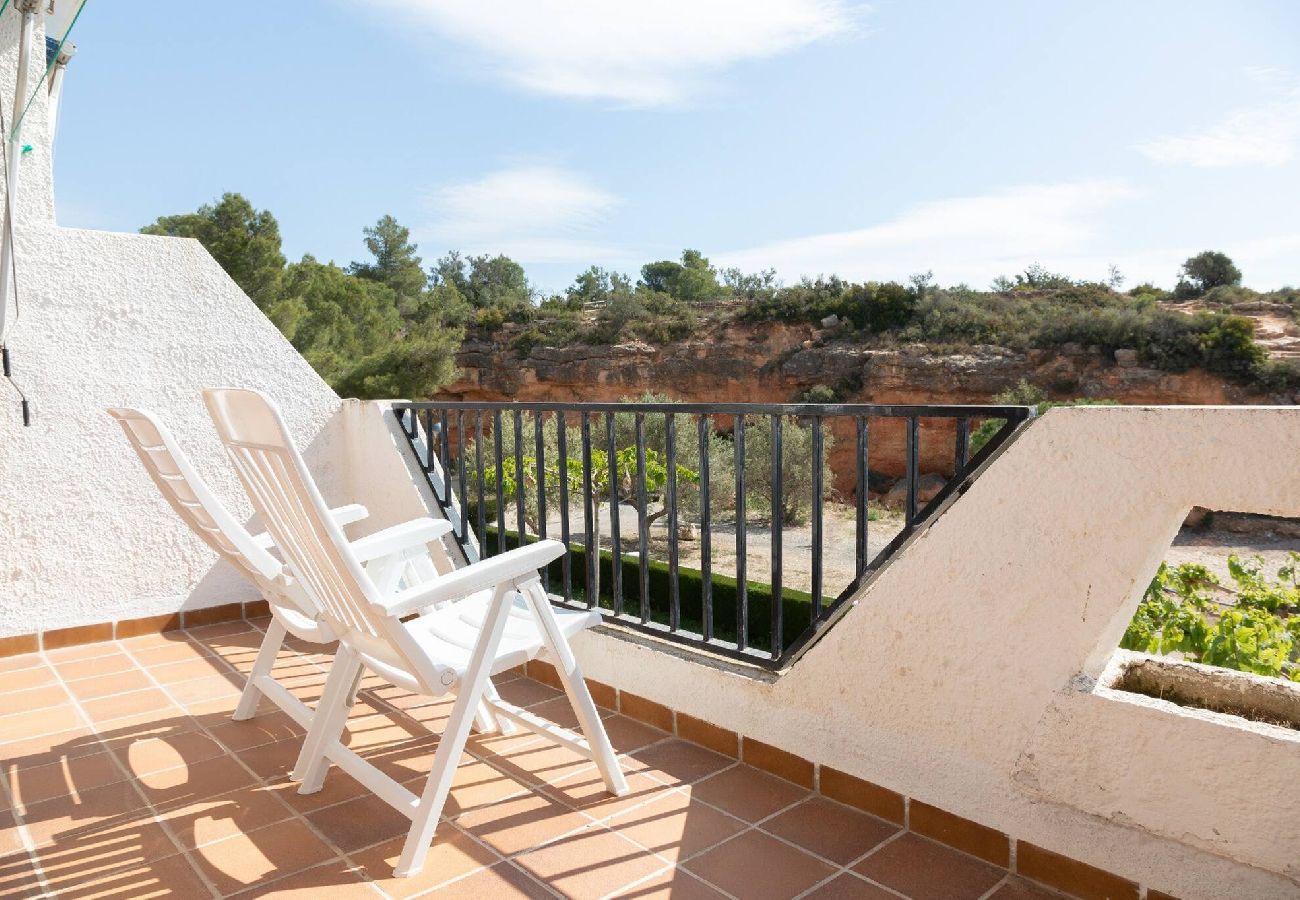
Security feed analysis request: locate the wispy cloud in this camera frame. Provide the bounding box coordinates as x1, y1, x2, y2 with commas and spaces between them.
357, 0, 861, 105
1135, 68, 1300, 167
718, 179, 1141, 286
420, 165, 623, 262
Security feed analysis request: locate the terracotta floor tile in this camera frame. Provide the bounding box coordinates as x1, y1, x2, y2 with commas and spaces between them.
543, 770, 675, 822
481, 735, 599, 788
206, 711, 304, 753
306, 791, 412, 853
55, 652, 138, 684
988, 876, 1071, 899
128, 642, 216, 668
186, 621, 257, 642
439, 757, 534, 819
7, 748, 128, 813
40, 848, 215, 899
0, 728, 100, 767
228, 857, 372, 897
683, 829, 837, 900
455, 790, 591, 857
0, 851, 45, 899
0, 706, 85, 744
264, 770, 370, 816
0, 811, 24, 856
688, 765, 809, 823
115, 731, 227, 779
605, 788, 747, 864
429, 860, 554, 899
524, 694, 612, 731
67, 669, 155, 702
626, 740, 734, 786
803, 872, 901, 899
763, 797, 900, 865
166, 674, 243, 709
81, 689, 175, 725
158, 784, 295, 850
188, 817, 336, 895
20, 779, 153, 844
0, 653, 43, 673
151, 657, 232, 685
0, 664, 56, 694
515, 825, 665, 898
0, 685, 71, 717
853, 834, 1005, 900
610, 865, 731, 899
144, 756, 258, 811
495, 678, 563, 709
235, 737, 302, 782
32, 816, 181, 874
44, 643, 119, 664
604, 715, 672, 754
349, 822, 500, 898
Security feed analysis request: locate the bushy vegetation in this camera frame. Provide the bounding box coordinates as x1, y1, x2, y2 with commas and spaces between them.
147, 194, 1298, 398
1125, 556, 1300, 681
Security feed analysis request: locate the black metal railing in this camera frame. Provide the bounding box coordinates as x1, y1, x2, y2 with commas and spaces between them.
393, 401, 1034, 668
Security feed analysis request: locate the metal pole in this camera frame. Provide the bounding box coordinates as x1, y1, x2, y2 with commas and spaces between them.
0, 1, 39, 343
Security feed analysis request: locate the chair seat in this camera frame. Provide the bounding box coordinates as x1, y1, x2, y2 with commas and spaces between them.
404, 591, 601, 685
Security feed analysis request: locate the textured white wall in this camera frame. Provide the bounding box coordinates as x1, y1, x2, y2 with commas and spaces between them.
0, 227, 347, 631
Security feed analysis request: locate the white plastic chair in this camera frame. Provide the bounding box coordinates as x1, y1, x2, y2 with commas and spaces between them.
108, 407, 453, 728
203, 387, 628, 878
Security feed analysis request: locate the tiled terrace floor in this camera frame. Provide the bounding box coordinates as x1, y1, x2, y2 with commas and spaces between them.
0, 619, 1065, 899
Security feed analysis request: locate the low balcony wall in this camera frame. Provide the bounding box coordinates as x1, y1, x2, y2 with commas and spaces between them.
369, 403, 1300, 899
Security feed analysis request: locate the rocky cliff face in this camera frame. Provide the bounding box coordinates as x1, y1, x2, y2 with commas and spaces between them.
440, 320, 1260, 489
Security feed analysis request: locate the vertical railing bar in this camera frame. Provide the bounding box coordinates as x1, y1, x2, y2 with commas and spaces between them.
581, 413, 596, 609
456, 411, 468, 543
635, 413, 650, 624
534, 412, 548, 593
557, 414, 572, 602
513, 410, 526, 544
423, 410, 435, 477
855, 416, 868, 578
770, 414, 783, 659
698, 415, 713, 643
665, 412, 680, 632
440, 409, 451, 501
734, 414, 748, 651
811, 416, 823, 619
955, 416, 970, 478
474, 411, 486, 554
493, 411, 506, 555
606, 413, 623, 617
906, 416, 920, 527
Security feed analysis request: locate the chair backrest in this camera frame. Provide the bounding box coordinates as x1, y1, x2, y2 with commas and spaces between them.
107, 407, 281, 586
202, 388, 387, 644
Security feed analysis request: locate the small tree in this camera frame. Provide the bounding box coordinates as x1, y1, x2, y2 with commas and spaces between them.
1177, 251, 1242, 296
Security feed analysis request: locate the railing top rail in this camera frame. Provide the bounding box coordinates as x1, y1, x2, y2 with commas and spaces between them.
392, 400, 1035, 419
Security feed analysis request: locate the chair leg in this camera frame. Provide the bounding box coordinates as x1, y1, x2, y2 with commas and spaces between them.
294, 646, 362, 789
232, 617, 287, 721
522, 581, 629, 797
344, 665, 366, 709
394, 583, 517, 878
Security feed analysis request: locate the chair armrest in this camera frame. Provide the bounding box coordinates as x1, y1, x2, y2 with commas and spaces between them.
376, 540, 566, 619
330, 503, 370, 528
250, 503, 370, 551
350, 517, 454, 564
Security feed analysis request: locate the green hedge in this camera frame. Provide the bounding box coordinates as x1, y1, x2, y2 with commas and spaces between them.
484, 527, 824, 654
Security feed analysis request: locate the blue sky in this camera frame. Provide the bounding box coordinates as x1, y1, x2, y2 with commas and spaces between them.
53, 0, 1300, 292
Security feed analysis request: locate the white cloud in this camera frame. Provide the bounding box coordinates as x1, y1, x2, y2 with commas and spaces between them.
717, 179, 1143, 287
421, 165, 623, 262
1135, 68, 1300, 167
358, 0, 860, 105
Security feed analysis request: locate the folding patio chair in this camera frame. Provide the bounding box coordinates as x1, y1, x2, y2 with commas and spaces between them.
108, 407, 453, 728
203, 387, 628, 877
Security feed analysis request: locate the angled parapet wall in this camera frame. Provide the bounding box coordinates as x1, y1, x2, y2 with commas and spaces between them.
0, 226, 348, 634
547, 406, 1300, 899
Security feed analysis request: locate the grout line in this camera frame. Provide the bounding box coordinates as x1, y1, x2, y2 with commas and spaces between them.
977, 873, 1012, 900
